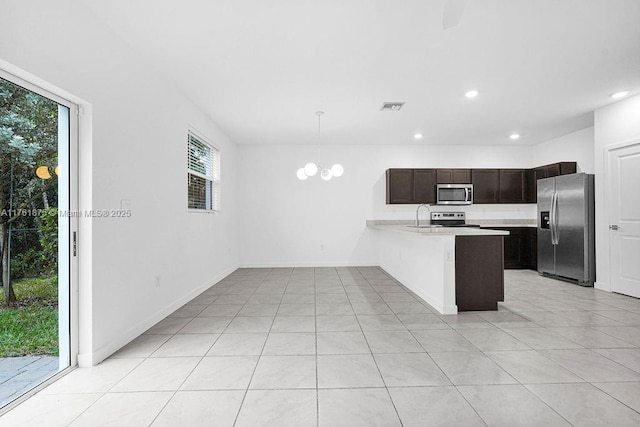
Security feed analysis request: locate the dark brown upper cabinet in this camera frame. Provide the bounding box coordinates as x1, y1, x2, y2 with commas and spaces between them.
538, 162, 576, 179
386, 169, 414, 204
386, 162, 577, 205
436, 169, 472, 184
559, 162, 577, 175
499, 169, 527, 203
386, 168, 436, 204
471, 169, 500, 204
413, 169, 437, 204
525, 169, 536, 203
534, 166, 548, 180
545, 163, 561, 177
526, 162, 577, 203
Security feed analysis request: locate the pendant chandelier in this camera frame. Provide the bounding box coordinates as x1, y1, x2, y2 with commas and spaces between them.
296, 111, 344, 181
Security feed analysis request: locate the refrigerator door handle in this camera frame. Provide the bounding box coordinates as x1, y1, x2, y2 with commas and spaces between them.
553, 193, 560, 246
554, 192, 560, 245
555, 192, 560, 245
551, 192, 558, 245
552, 193, 555, 245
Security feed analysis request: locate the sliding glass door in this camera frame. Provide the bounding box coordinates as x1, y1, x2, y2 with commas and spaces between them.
0, 71, 77, 409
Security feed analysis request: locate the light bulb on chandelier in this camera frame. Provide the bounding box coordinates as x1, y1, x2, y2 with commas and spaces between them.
304, 162, 318, 177
296, 111, 344, 181
296, 168, 308, 180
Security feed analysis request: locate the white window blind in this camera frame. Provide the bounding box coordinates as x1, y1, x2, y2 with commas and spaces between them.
187, 132, 220, 211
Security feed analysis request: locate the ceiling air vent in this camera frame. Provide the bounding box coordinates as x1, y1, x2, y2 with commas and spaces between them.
380, 102, 405, 111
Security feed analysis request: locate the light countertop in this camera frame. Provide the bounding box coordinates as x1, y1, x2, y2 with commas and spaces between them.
366, 221, 509, 236
475, 219, 537, 228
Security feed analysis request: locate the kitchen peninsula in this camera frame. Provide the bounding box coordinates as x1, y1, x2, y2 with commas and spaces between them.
367, 221, 509, 314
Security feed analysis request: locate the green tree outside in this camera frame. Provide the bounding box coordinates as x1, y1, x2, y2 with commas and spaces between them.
0, 77, 59, 305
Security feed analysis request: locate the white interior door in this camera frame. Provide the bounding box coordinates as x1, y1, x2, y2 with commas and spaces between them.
608, 139, 640, 298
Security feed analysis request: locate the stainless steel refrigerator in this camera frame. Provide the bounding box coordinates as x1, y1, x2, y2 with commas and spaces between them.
537, 173, 595, 286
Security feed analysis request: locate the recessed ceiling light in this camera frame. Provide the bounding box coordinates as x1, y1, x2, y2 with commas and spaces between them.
509, 133, 521, 140
465, 90, 479, 99
610, 91, 629, 99
414, 133, 423, 140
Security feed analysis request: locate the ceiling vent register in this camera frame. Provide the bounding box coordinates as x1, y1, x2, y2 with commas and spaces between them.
380, 102, 405, 111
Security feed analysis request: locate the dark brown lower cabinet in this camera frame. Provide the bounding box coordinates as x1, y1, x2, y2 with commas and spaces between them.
503, 228, 525, 268
484, 227, 537, 269
455, 235, 504, 311
524, 227, 537, 269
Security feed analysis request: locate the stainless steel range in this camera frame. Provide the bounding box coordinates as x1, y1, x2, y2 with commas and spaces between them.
430, 212, 480, 227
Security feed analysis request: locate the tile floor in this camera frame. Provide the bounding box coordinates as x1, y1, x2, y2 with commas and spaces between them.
1, 267, 640, 426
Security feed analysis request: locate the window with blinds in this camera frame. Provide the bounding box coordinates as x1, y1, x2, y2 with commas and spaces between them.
187, 131, 220, 211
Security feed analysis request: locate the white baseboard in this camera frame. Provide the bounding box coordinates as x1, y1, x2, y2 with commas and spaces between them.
594, 281, 611, 292
77, 263, 240, 367
239, 261, 378, 268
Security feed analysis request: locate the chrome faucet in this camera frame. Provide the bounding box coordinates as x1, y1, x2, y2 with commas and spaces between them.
415, 204, 431, 227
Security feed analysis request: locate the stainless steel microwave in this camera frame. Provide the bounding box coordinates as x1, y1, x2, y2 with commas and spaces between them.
436, 184, 473, 205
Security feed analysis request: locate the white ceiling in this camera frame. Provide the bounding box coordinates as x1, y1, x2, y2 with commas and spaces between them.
80, 0, 640, 146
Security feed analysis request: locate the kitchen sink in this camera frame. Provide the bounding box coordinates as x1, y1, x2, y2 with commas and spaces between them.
406, 225, 442, 228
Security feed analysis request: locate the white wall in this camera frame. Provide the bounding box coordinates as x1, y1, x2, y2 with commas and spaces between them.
594, 94, 640, 291
0, 1, 239, 365
531, 127, 595, 173
0, 0, 607, 362
238, 144, 536, 267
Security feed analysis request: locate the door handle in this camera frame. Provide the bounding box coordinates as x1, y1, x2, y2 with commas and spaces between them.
609, 225, 620, 230
553, 192, 560, 245
550, 192, 558, 245
549, 195, 554, 244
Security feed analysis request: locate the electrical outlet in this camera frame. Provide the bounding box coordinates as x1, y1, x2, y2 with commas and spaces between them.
155, 275, 161, 287
320, 244, 325, 251
446, 250, 453, 262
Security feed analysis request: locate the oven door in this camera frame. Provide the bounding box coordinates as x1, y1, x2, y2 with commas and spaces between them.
436, 184, 473, 205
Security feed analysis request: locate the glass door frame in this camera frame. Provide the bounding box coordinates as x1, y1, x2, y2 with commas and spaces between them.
0, 68, 79, 370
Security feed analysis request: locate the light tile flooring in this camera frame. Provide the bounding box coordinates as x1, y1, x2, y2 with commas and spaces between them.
2, 267, 640, 426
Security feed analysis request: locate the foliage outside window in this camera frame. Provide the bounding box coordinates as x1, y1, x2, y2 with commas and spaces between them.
187, 132, 220, 211
1, 77, 59, 304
